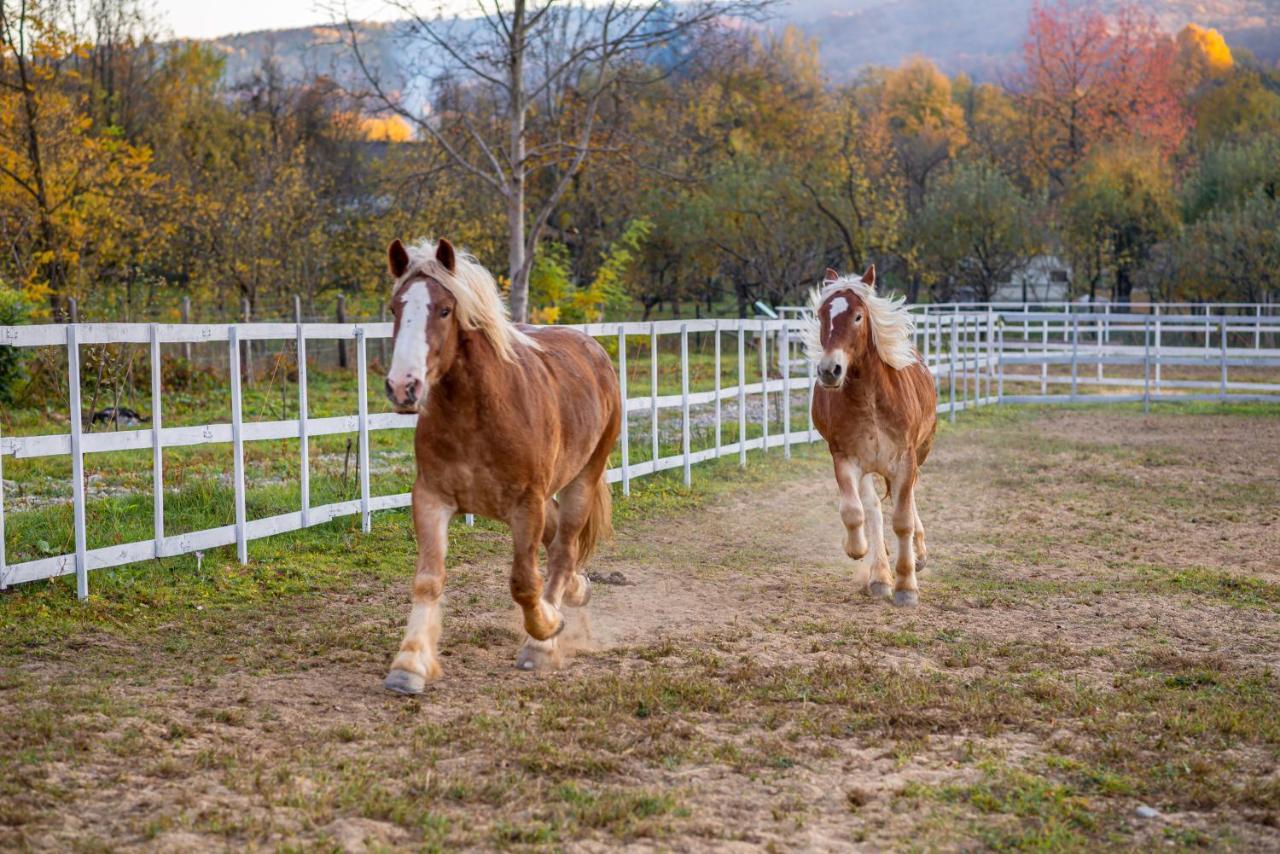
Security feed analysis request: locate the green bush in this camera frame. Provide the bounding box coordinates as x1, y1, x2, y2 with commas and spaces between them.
0, 284, 31, 403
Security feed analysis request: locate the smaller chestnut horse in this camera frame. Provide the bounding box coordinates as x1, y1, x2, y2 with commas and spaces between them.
808, 266, 937, 606
382, 238, 621, 693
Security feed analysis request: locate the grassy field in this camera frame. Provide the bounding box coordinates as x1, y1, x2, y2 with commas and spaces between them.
3, 403, 1279, 851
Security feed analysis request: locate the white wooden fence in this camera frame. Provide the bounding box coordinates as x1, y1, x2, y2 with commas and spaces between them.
2, 306, 1278, 598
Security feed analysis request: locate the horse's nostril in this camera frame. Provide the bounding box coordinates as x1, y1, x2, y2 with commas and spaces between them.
832, 364, 842, 376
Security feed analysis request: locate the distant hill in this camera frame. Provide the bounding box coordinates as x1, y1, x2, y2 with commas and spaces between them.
195, 0, 1280, 95
790, 0, 1280, 81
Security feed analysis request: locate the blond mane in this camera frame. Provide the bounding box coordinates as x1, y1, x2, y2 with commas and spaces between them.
401, 239, 537, 362
804, 273, 917, 370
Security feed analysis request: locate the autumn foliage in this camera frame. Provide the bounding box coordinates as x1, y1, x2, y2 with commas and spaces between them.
0, 0, 1277, 323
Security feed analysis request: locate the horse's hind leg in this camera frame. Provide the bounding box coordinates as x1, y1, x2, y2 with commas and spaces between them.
911, 493, 927, 574
509, 498, 563, 650
542, 498, 559, 549
385, 486, 452, 695
517, 476, 593, 671
890, 467, 920, 607
862, 474, 893, 599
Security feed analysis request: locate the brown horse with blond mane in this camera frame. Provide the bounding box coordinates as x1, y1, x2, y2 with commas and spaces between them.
381, 238, 621, 693
808, 265, 937, 607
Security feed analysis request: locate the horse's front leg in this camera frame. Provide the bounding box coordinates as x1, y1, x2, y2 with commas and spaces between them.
385, 485, 453, 695
834, 455, 868, 560
889, 464, 920, 608
510, 498, 564, 670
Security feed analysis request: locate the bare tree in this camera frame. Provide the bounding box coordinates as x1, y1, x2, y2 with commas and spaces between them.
339, 0, 769, 322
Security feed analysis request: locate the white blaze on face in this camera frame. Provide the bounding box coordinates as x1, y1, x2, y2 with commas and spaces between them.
389, 280, 431, 390
827, 296, 849, 336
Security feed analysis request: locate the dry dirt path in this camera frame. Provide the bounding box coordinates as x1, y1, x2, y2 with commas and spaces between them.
2, 406, 1279, 851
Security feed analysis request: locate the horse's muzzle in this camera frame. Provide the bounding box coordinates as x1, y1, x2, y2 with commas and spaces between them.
386, 376, 423, 413
816, 360, 844, 388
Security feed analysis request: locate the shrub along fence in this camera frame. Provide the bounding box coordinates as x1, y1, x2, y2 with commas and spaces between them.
1, 304, 1278, 599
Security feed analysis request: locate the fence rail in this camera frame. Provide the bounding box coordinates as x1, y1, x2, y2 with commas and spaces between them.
3, 306, 1279, 597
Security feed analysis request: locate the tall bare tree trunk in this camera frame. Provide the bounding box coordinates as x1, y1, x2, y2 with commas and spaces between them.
506, 0, 529, 323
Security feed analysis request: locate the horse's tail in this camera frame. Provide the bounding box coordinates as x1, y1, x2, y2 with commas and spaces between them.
576, 471, 613, 567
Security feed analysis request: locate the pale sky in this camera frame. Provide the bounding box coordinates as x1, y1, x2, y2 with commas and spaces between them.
156, 0, 417, 40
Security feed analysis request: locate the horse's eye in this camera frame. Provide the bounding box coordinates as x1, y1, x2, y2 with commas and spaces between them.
854, 313, 864, 323
440, 308, 451, 318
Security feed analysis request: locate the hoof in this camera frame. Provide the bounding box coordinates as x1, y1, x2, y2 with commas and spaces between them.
516, 638, 559, 672
383, 669, 426, 695
867, 581, 892, 599
892, 590, 919, 608
563, 573, 592, 608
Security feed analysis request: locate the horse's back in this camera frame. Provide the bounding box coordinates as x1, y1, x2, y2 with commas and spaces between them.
519, 325, 621, 451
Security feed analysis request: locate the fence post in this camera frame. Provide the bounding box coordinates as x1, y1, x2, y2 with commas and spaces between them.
297, 315, 310, 528
67, 324, 89, 600
150, 324, 165, 556
986, 305, 994, 403
68, 297, 78, 324
680, 323, 691, 487
1220, 315, 1228, 401
807, 349, 816, 443
618, 326, 630, 497
356, 329, 371, 533
1154, 305, 1162, 393
241, 298, 253, 382
935, 309, 943, 375
997, 316, 1005, 403
1143, 318, 1151, 414
228, 327, 248, 565
948, 316, 957, 423
1040, 317, 1048, 396
922, 313, 931, 379
181, 295, 192, 362
759, 319, 769, 452
1098, 303, 1108, 382
650, 323, 659, 469
1256, 305, 1262, 351
737, 321, 747, 468
713, 320, 722, 458
336, 294, 348, 369
781, 320, 791, 458
1070, 315, 1080, 402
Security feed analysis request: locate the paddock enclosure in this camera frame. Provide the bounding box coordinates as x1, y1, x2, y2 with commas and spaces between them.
1, 305, 1279, 850
3, 302, 1278, 596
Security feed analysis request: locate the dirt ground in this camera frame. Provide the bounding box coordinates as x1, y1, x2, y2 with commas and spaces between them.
2, 405, 1279, 851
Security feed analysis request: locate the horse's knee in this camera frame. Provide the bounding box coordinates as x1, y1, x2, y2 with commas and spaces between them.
509, 575, 541, 608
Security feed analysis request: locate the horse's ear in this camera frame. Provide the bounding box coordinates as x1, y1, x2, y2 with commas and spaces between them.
862, 264, 876, 289
823, 267, 840, 283
435, 238, 456, 273
388, 239, 409, 279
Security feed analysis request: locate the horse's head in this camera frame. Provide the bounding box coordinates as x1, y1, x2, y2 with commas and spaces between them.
813, 265, 876, 389
385, 238, 461, 413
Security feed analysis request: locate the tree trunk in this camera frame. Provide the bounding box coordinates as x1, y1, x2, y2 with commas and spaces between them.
506, 0, 530, 324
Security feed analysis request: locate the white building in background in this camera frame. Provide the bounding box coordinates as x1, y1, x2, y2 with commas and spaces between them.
992, 255, 1072, 303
